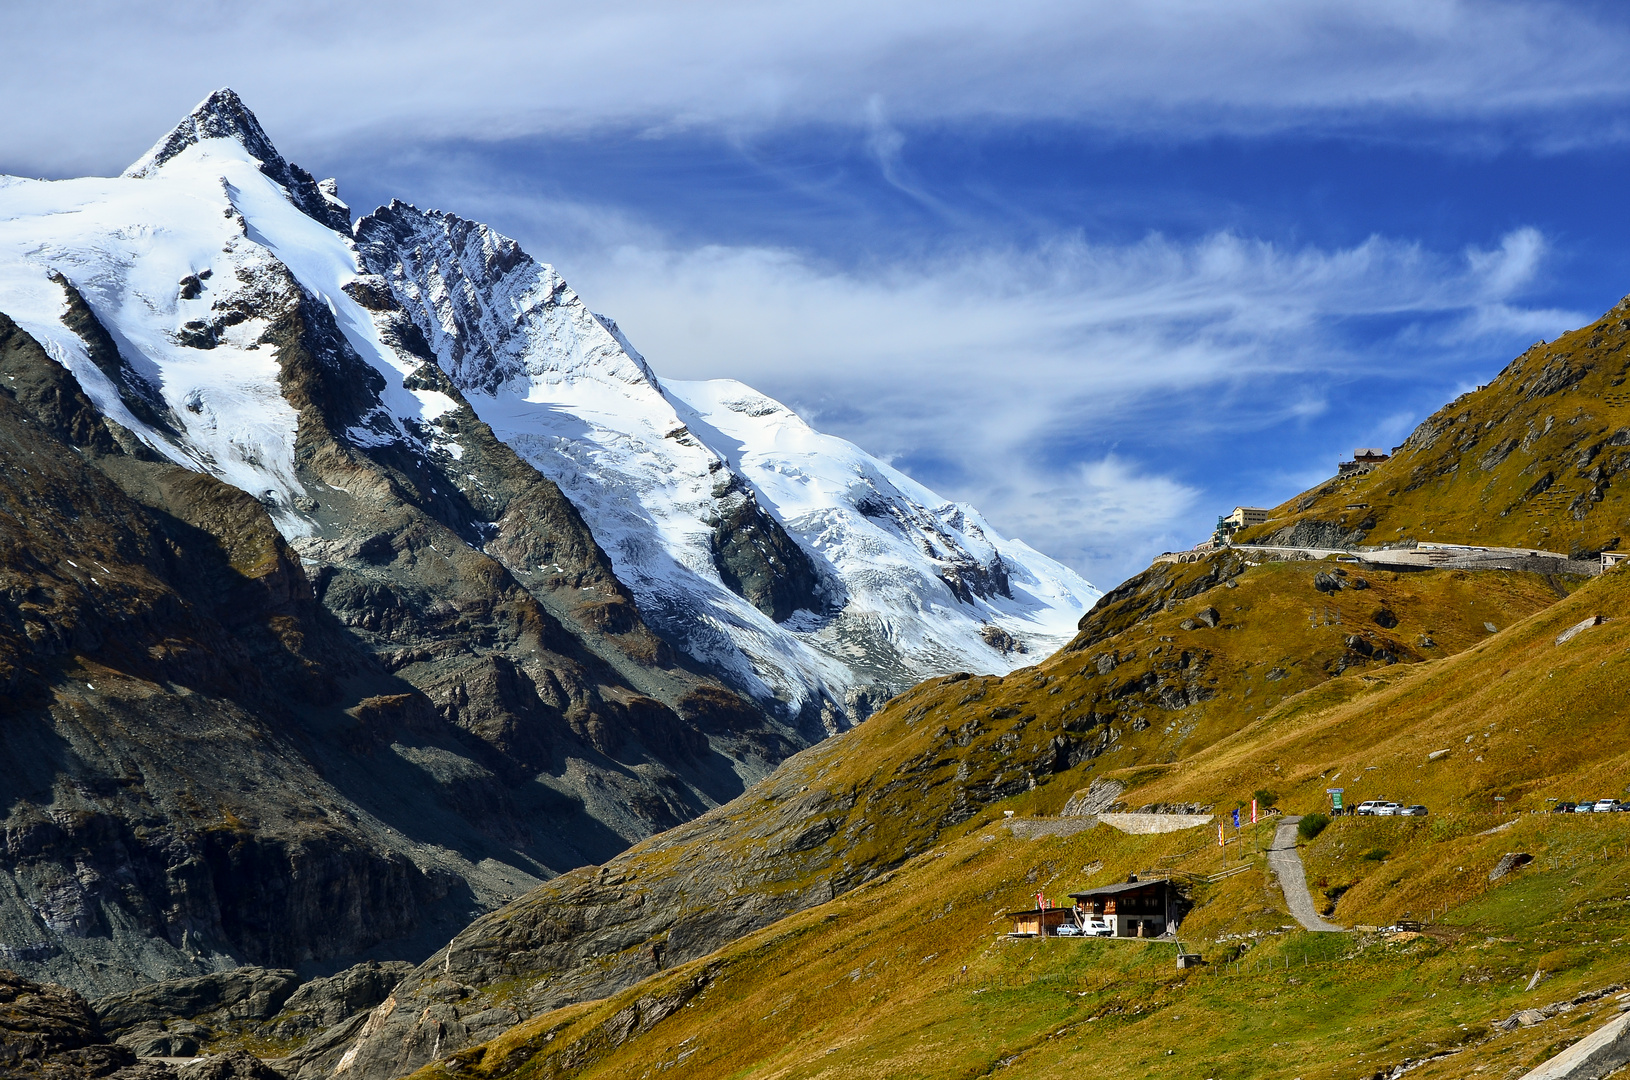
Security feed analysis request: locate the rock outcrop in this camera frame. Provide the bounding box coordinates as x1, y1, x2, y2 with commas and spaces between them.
0, 968, 176, 1078
0, 303, 772, 996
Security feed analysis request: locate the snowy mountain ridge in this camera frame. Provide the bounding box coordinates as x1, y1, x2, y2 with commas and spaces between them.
353, 201, 1101, 719
0, 89, 1100, 726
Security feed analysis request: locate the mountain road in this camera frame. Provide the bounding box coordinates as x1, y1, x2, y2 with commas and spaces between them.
1269, 816, 1344, 932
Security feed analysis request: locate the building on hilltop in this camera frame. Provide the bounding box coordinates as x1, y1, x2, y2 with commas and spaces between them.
1338, 448, 1390, 478
1212, 506, 1269, 547
1224, 506, 1270, 530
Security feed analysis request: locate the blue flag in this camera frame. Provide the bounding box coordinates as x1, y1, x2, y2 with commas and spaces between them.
1232, 808, 1240, 828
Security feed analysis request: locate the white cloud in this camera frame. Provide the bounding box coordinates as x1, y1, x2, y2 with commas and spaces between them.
974, 458, 1203, 577
6, 1, 1630, 175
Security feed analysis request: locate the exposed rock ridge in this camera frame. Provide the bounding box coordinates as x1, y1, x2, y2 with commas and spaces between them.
351, 200, 1096, 724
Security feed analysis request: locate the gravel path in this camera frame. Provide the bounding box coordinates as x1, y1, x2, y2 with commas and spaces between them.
1269, 816, 1344, 932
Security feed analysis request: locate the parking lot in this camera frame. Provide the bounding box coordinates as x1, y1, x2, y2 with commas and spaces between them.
1347, 801, 1428, 817
1340, 798, 1629, 816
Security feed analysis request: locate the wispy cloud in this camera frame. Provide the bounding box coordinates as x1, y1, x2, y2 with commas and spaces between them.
7, 1, 1630, 175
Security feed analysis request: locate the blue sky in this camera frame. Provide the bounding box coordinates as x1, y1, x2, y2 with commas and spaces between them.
7, 1, 1630, 585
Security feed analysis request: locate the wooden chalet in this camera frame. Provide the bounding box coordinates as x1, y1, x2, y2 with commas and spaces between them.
1067, 876, 1176, 939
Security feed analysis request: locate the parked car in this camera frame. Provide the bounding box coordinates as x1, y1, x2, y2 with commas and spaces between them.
1576, 801, 1597, 813
1596, 799, 1621, 813
1355, 801, 1385, 815
1054, 922, 1082, 937
1373, 802, 1403, 816
1397, 805, 1428, 816
1083, 917, 1115, 938
1553, 802, 1577, 813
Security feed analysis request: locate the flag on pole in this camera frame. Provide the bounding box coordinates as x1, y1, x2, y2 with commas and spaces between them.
1252, 799, 1258, 824
1219, 823, 1224, 847
1232, 807, 1240, 828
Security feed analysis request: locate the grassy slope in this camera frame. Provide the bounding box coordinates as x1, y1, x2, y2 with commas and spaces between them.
405, 564, 1630, 1079
1235, 296, 1630, 556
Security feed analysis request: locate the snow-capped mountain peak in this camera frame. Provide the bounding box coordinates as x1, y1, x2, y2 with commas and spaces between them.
0, 88, 1099, 731
125, 88, 350, 232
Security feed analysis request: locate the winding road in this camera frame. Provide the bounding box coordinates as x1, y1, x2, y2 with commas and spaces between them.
1268, 816, 1344, 932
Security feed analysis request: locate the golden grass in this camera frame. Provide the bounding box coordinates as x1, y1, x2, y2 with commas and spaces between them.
1234, 300, 1630, 555
402, 565, 1630, 1079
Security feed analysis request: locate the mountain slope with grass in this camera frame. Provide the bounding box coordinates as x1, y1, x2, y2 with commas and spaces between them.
400, 557, 1630, 1080
1239, 295, 1630, 557
317, 545, 1585, 1079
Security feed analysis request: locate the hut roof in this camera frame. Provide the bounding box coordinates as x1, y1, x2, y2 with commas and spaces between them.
1066, 878, 1169, 901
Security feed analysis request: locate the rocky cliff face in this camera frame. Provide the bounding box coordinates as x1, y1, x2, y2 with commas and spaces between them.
0, 93, 808, 997
0, 310, 553, 995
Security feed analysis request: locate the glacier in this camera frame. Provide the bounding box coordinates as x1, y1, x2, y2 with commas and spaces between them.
0, 89, 1100, 727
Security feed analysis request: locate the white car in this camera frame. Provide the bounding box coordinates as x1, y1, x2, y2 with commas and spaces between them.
1083, 917, 1115, 938
1372, 802, 1403, 816
1595, 799, 1621, 813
